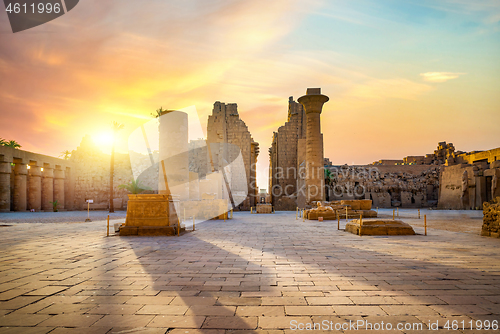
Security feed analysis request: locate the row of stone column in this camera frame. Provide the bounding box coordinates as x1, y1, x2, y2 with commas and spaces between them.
0, 162, 70, 212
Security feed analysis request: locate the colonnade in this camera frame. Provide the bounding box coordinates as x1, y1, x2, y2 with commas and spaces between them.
0, 147, 74, 212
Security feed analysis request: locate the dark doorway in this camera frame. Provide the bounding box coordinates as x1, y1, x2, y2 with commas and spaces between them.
486, 176, 493, 203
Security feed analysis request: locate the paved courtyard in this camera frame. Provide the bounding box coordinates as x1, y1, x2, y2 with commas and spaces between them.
0, 209, 499, 333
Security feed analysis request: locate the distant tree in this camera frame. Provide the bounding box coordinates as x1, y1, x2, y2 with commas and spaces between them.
324, 168, 334, 184
151, 106, 167, 118
0, 139, 21, 149
60, 150, 72, 160
109, 121, 124, 213
49, 200, 59, 212
119, 179, 150, 194
324, 168, 334, 201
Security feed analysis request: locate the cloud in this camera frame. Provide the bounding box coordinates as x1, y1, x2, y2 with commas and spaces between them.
420, 72, 466, 83
443, 0, 500, 23
348, 78, 433, 100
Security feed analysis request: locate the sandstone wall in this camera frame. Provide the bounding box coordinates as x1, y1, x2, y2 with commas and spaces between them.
460, 147, 500, 164
71, 135, 134, 210
482, 198, 500, 238
327, 164, 440, 208
206, 102, 258, 210
438, 161, 500, 210
437, 164, 467, 210
269, 97, 306, 210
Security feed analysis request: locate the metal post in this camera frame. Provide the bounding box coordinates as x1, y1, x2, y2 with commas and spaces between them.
193, 216, 195, 231
177, 218, 180, 236
251, 207, 253, 214
224, 212, 226, 221
424, 215, 427, 236
359, 214, 363, 235
85, 202, 91, 222
397, 207, 399, 217
393, 209, 395, 220
418, 209, 420, 219
107, 215, 109, 237
302, 210, 305, 222
231, 208, 233, 219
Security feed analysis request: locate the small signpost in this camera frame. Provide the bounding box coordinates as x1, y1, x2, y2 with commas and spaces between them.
85, 199, 93, 222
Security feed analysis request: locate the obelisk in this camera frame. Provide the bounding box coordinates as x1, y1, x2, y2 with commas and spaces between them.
298, 88, 329, 204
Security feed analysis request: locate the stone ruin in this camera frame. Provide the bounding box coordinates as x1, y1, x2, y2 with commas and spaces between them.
326, 164, 440, 208
269, 88, 329, 210
439, 160, 500, 210
303, 198, 417, 237
345, 219, 416, 236
482, 197, 500, 238
255, 203, 273, 214
304, 199, 377, 220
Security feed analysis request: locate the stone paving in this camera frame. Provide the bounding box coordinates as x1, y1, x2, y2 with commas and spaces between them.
0, 209, 499, 333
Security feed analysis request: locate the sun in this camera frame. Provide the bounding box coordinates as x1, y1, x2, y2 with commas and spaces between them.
93, 132, 114, 146
92, 132, 115, 154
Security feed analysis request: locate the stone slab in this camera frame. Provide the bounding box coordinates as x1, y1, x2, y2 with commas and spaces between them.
345, 219, 416, 236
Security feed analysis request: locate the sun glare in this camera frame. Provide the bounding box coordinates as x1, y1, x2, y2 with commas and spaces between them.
91, 132, 115, 154
93, 132, 114, 146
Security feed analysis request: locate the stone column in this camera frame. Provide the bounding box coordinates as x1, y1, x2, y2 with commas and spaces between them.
250, 141, 259, 207
0, 161, 12, 212
64, 167, 74, 210
42, 167, 54, 211
158, 110, 189, 201
28, 165, 42, 211
298, 88, 329, 204
13, 163, 28, 211
53, 168, 65, 210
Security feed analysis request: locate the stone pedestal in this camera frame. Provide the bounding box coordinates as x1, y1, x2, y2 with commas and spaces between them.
120, 194, 181, 236
28, 165, 42, 211
298, 88, 329, 204
0, 161, 11, 212
41, 167, 54, 211
346, 219, 416, 236
53, 169, 65, 210
256, 203, 272, 214
13, 163, 27, 211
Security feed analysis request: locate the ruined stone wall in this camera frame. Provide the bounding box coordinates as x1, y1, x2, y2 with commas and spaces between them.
482, 198, 500, 238
372, 142, 459, 166
269, 97, 305, 210
459, 147, 500, 164
206, 101, 258, 210
326, 164, 440, 208
372, 143, 500, 168
438, 160, 500, 210
437, 164, 466, 210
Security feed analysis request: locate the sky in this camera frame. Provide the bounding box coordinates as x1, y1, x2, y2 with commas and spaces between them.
0, 0, 499, 190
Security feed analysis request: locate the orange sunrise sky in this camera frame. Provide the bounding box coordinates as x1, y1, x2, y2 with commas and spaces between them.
1, 0, 499, 190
